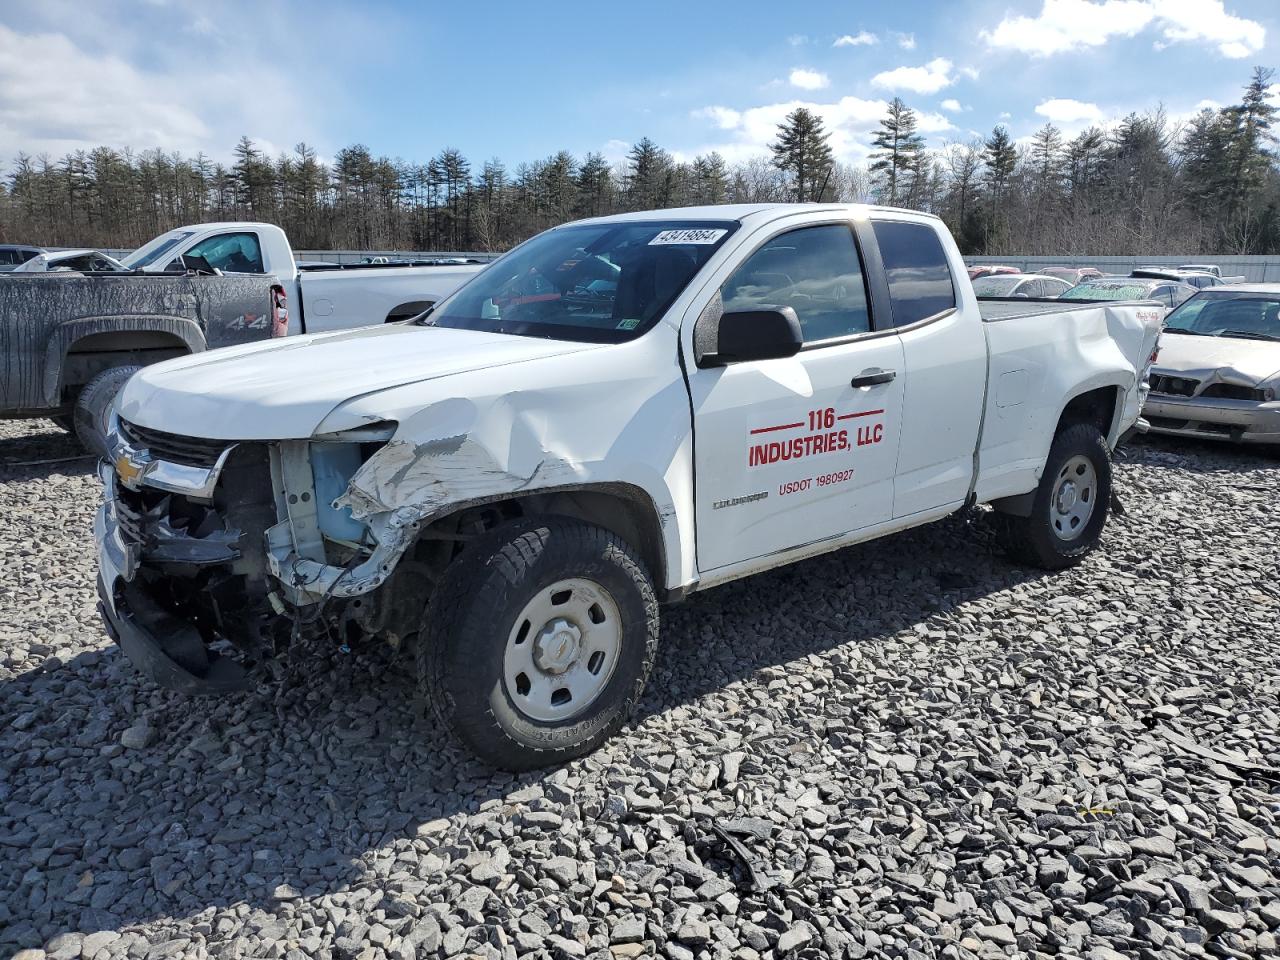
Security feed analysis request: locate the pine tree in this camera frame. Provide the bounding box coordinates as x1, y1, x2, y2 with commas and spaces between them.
574, 152, 613, 218
691, 152, 728, 204
869, 98, 924, 205
771, 107, 835, 202
982, 125, 1018, 249
625, 138, 673, 209
1221, 67, 1277, 235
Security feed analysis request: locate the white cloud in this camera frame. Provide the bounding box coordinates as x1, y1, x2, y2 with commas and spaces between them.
690, 93, 954, 163
871, 58, 955, 94
1150, 0, 1265, 57
789, 68, 830, 91
897, 33, 917, 50
1035, 98, 1105, 124
959, 66, 981, 81
0, 18, 324, 165
940, 98, 964, 112
691, 106, 742, 130
601, 139, 631, 163
0, 23, 211, 157
981, 0, 1263, 58
834, 31, 878, 47
787, 34, 808, 47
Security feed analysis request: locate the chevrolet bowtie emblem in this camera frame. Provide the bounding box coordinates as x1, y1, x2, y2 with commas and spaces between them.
114, 451, 145, 489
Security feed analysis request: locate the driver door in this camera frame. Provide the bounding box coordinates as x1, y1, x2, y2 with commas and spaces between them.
684, 218, 905, 572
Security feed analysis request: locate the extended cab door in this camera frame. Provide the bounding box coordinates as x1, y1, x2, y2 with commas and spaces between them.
684, 217, 905, 572
868, 218, 986, 518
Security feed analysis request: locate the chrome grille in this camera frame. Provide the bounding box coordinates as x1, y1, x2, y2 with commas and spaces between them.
118, 420, 229, 468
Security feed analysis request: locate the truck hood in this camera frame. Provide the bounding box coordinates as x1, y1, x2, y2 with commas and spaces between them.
118, 324, 602, 440
1154, 331, 1280, 386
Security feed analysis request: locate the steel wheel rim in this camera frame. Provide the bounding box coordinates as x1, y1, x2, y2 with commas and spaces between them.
503, 577, 622, 723
1051, 454, 1097, 541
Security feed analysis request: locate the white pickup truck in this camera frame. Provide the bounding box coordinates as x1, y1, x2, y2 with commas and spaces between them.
96, 204, 1161, 769
118, 221, 486, 331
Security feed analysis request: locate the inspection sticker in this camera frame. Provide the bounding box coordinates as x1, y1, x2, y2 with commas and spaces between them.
649, 228, 727, 245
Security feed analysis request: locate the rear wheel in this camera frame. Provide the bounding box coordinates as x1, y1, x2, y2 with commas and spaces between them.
74, 365, 141, 457
996, 422, 1112, 570
419, 516, 659, 770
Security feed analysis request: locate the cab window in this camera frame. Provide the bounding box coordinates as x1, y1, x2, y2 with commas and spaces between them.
182, 232, 265, 273
872, 220, 957, 326
720, 224, 870, 343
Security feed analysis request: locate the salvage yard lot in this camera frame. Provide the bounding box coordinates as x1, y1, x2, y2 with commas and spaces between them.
1, 419, 1278, 959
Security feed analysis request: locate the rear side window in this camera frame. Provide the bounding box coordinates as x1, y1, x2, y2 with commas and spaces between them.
872, 220, 956, 326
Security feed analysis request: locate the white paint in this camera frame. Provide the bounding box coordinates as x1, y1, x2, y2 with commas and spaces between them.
116, 204, 1159, 600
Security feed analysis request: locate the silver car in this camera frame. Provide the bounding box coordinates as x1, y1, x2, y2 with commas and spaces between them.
971, 273, 1073, 298
1144, 284, 1280, 445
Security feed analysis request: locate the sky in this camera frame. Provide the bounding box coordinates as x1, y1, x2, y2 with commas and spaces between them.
0, 0, 1276, 174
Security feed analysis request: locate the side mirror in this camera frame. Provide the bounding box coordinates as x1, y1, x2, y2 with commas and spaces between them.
698, 307, 803, 366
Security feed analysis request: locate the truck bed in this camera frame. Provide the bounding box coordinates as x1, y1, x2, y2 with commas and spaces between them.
978, 297, 1162, 322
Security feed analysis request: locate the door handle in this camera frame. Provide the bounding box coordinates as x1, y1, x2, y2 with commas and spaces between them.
850, 369, 896, 388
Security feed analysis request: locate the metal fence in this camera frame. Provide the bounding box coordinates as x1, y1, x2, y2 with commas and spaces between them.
964, 254, 1280, 283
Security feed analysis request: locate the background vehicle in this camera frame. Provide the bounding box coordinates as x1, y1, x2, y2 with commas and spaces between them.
118, 222, 485, 331
98, 204, 1163, 769
1037, 265, 1103, 284
972, 273, 1072, 298
1144, 285, 1280, 444
0, 244, 46, 271
1061, 276, 1196, 312
0, 271, 287, 452
0, 222, 483, 450
1132, 267, 1233, 290
13, 249, 126, 273
967, 264, 1019, 280
1179, 263, 1223, 277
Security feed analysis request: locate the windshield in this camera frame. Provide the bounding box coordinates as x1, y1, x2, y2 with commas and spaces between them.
423, 220, 737, 342
120, 230, 195, 269
1164, 291, 1280, 340
972, 275, 1022, 297
1060, 280, 1154, 301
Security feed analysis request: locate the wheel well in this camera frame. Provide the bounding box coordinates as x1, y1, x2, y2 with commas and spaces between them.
412, 487, 668, 593
385, 300, 435, 323
1057, 386, 1120, 440
60, 331, 191, 398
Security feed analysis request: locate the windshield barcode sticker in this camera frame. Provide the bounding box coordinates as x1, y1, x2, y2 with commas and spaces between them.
649, 228, 727, 245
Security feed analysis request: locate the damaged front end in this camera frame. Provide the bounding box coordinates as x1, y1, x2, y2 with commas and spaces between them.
96, 416, 432, 694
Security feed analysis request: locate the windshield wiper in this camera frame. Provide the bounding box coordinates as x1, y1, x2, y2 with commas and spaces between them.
1218, 330, 1280, 342
1164, 328, 1210, 336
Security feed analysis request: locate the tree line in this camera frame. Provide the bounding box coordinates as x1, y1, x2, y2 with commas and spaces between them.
1, 68, 1275, 256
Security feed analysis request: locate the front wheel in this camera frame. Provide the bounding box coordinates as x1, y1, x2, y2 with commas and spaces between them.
419, 517, 659, 770
996, 422, 1112, 570
74, 365, 141, 457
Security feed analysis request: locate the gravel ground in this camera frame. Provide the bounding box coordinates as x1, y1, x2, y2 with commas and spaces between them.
2, 417, 1279, 960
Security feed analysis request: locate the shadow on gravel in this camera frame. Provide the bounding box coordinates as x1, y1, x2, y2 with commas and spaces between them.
1, 506, 1055, 948
1, 430, 1059, 948
1122, 432, 1280, 475
0, 421, 96, 480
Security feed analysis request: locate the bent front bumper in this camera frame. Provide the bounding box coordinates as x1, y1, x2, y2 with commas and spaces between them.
1144, 394, 1280, 445
96, 496, 250, 695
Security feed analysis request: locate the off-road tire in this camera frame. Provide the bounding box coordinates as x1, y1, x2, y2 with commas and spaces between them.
418, 516, 659, 770
74, 365, 141, 457
996, 422, 1112, 570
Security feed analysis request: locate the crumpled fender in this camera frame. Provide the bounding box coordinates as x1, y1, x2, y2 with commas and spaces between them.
324, 332, 698, 591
